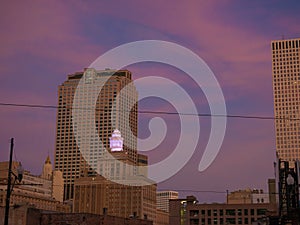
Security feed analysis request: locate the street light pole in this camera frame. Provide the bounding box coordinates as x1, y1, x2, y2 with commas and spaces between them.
4, 138, 14, 225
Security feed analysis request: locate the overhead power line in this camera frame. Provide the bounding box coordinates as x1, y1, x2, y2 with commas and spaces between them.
0, 102, 57, 109
157, 188, 282, 195
158, 189, 227, 194
0, 102, 295, 121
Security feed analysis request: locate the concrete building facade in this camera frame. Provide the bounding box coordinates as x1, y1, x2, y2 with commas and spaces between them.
74, 128, 157, 223
73, 175, 157, 224
157, 190, 178, 212
0, 161, 68, 213
156, 209, 169, 225
54, 68, 138, 200
272, 38, 300, 163
227, 189, 269, 204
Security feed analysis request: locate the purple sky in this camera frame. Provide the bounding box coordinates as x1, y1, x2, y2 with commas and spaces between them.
1, 1, 300, 203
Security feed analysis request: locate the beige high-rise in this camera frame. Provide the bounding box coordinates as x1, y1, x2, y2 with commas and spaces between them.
54, 68, 138, 200
272, 38, 300, 163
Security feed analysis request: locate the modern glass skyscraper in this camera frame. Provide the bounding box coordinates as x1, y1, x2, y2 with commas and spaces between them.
54, 68, 138, 200
271, 38, 300, 163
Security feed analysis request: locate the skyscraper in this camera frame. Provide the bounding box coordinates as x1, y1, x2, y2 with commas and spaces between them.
272, 38, 300, 163
54, 68, 138, 200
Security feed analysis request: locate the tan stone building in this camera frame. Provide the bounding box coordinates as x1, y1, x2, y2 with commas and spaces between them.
155, 190, 178, 225
0, 205, 34, 225
156, 209, 169, 225
157, 190, 178, 212
271, 38, 300, 163
169, 196, 277, 225
0, 160, 68, 212
54, 68, 139, 200
73, 175, 156, 222
73, 127, 158, 224
227, 188, 269, 204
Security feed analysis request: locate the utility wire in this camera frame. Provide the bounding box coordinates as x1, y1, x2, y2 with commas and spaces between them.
158, 189, 227, 194
158, 189, 281, 195
0, 181, 282, 195
0, 102, 294, 121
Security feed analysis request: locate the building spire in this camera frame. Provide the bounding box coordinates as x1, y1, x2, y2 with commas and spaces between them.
42, 155, 53, 179
45, 155, 51, 164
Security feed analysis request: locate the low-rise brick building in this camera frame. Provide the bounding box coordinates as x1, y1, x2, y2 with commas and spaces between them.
169, 196, 277, 225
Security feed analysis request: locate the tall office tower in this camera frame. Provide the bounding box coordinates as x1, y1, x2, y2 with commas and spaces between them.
272, 38, 300, 163
55, 68, 138, 200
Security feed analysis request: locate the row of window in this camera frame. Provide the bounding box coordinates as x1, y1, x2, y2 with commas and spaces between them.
275, 99, 300, 104
273, 51, 299, 57
189, 208, 266, 217
273, 59, 299, 64
272, 40, 300, 50
190, 217, 257, 225
273, 76, 300, 81
273, 72, 300, 77
273, 61, 300, 68
274, 80, 300, 86
272, 47, 299, 53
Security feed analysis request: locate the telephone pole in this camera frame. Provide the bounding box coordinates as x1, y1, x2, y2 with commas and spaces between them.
4, 138, 14, 225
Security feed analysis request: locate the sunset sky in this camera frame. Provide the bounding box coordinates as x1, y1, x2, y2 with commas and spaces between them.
1, 1, 300, 202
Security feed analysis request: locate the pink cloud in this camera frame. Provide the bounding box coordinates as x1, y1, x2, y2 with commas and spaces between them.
0, 1, 103, 71
62, 1, 277, 105
1, 0, 297, 198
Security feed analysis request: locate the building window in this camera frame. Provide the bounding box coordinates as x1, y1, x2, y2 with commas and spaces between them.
190, 210, 199, 217
238, 218, 242, 224
213, 218, 218, 225
226, 209, 235, 216
220, 218, 224, 225
208, 210, 211, 216
213, 209, 217, 216
237, 209, 242, 216
257, 208, 267, 215
219, 209, 223, 216
226, 218, 236, 224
